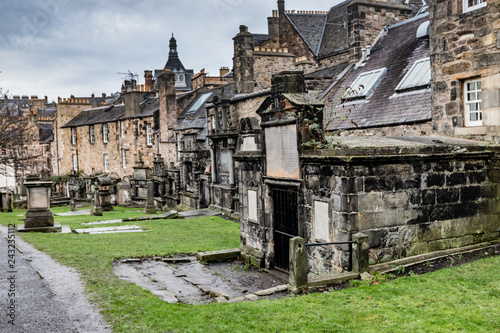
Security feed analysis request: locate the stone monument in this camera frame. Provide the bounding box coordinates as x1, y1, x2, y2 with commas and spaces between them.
144, 180, 156, 214
18, 175, 61, 233
91, 182, 103, 216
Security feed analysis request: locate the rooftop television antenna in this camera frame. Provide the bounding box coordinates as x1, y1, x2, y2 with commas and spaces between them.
117, 70, 138, 82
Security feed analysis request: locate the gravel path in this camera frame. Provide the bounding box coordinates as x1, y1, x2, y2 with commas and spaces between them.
0, 225, 111, 333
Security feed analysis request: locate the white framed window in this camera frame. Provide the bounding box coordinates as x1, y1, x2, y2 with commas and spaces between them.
347, 67, 387, 99
121, 121, 125, 138
51, 147, 54, 157
122, 149, 127, 169
463, 0, 486, 13
71, 127, 77, 145
43, 162, 47, 170
137, 122, 141, 136
395, 57, 430, 91
17, 147, 20, 157
147, 124, 152, 146
72, 154, 78, 171
103, 123, 109, 143
89, 125, 95, 143
464, 78, 482, 127
104, 154, 109, 173
33, 147, 36, 156
25, 147, 29, 157
34, 164, 37, 173
42, 146, 46, 156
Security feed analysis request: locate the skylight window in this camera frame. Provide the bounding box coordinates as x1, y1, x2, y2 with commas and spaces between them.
347, 68, 387, 99
187, 93, 212, 113
396, 58, 430, 91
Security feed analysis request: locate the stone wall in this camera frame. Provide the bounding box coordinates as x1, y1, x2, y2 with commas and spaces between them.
347, 1, 413, 63
253, 51, 295, 90
429, 0, 500, 139
302, 148, 500, 273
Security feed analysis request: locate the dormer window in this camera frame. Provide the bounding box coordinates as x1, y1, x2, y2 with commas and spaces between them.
395, 58, 430, 92
346, 68, 387, 99
463, 0, 486, 12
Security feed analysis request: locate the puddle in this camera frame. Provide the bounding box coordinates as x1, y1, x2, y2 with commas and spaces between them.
112, 258, 289, 304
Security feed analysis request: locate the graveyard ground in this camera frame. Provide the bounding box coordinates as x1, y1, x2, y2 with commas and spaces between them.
1, 207, 499, 332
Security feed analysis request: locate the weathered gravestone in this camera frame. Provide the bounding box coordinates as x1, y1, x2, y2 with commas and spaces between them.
91, 182, 103, 216
144, 180, 156, 214
18, 175, 61, 232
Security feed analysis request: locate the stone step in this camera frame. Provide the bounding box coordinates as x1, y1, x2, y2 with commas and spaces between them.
196, 249, 241, 262
307, 272, 360, 287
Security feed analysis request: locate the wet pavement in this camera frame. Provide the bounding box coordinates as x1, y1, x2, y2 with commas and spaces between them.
113, 258, 289, 304
0, 225, 111, 333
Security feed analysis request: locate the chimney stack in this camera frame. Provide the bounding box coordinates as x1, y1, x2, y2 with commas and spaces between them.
219, 66, 230, 77
144, 70, 153, 92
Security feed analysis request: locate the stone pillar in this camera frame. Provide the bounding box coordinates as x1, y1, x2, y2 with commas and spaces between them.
352, 232, 369, 273
19, 175, 60, 233
91, 183, 102, 216
145, 180, 156, 214
289, 237, 308, 292
5, 191, 13, 212
70, 200, 76, 212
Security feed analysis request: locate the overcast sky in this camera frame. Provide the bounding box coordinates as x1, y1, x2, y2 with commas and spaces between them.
0, 0, 340, 102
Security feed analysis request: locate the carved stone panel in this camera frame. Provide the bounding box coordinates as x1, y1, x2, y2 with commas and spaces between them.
265, 124, 299, 179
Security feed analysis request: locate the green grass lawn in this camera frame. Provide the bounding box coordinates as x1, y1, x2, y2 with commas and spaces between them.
2, 207, 499, 332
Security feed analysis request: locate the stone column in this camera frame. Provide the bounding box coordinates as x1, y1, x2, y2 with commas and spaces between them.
145, 180, 156, 214
91, 183, 102, 216
352, 232, 369, 273
289, 237, 308, 292
5, 191, 13, 212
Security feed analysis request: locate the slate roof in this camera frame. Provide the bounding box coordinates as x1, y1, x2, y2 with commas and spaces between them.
133, 97, 159, 119
305, 62, 350, 80
325, 14, 431, 131
253, 34, 270, 46
175, 84, 236, 140
286, 13, 327, 54
37, 122, 54, 143
63, 104, 125, 128
285, 0, 412, 59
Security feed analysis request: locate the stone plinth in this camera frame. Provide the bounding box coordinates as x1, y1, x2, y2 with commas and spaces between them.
18, 175, 60, 233
1, 191, 13, 212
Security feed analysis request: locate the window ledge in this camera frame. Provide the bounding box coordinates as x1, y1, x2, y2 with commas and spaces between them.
454, 126, 487, 136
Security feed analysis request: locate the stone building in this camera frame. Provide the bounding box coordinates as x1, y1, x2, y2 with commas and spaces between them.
324, 13, 432, 136
237, 70, 500, 275
0, 95, 57, 184
429, 0, 500, 140
233, 0, 415, 94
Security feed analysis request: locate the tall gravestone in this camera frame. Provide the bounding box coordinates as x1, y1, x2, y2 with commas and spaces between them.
18, 175, 61, 233
144, 180, 156, 214
91, 182, 103, 216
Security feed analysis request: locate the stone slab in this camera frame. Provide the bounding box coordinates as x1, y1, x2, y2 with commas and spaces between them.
74, 225, 143, 234
178, 209, 219, 219
307, 272, 360, 288
196, 248, 241, 262
55, 209, 91, 216
254, 284, 289, 296
17, 223, 62, 233
81, 219, 123, 226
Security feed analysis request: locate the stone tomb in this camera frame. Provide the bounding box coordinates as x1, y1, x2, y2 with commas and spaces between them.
18, 175, 61, 233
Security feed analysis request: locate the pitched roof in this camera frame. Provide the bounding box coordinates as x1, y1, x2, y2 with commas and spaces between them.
305, 62, 350, 80
62, 104, 125, 128
37, 122, 54, 143
325, 14, 431, 130
253, 34, 270, 46
286, 13, 327, 55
